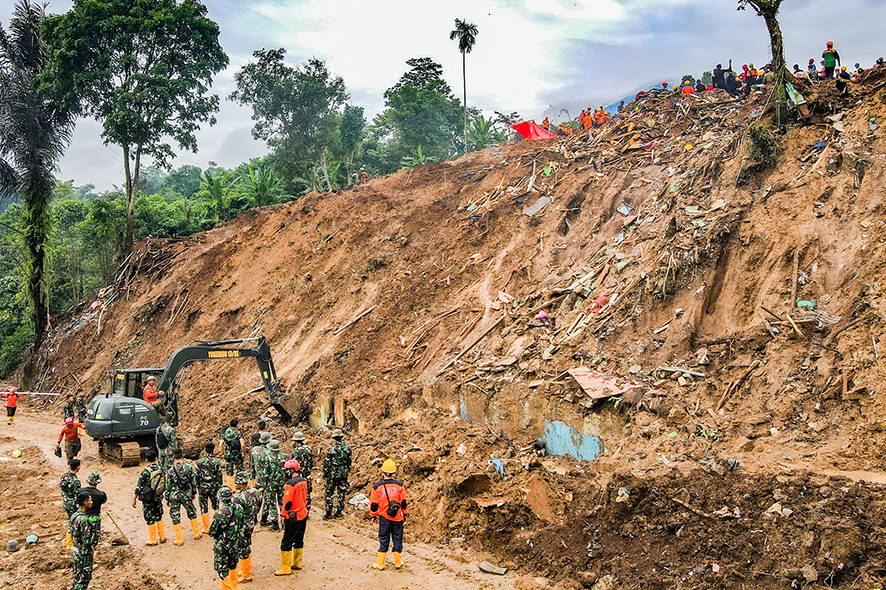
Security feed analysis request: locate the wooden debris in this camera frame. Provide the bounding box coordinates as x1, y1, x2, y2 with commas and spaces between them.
333, 305, 376, 336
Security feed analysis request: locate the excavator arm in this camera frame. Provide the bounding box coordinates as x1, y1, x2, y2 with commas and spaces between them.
156, 336, 297, 426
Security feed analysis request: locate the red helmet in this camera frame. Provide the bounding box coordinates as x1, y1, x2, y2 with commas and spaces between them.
9, 387, 16, 393
65, 417, 74, 425
283, 459, 301, 471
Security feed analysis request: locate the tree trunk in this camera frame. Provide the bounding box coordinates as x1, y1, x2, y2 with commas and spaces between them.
462, 51, 468, 152
321, 151, 333, 192
25, 204, 48, 351
122, 144, 134, 256
759, 5, 788, 128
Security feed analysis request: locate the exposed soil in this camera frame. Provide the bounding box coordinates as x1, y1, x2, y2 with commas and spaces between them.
7, 68, 886, 588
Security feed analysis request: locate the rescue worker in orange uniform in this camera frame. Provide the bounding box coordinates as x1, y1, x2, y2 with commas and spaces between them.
541, 116, 550, 130
564, 123, 574, 136
274, 459, 308, 576
57, 417, 85, 461
369, 459, 408, 571
1, 387, 26, 425
143, 376, 165, 416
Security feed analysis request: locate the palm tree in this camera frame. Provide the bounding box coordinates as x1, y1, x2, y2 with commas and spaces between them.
449, 19, 478, 153
0, 0, 75, 352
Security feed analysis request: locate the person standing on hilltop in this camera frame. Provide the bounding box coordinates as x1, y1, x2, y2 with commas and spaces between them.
369, 459, 409, 571
822, 41, 841, 79
60, 458, 82, 551
322, 429, 351, 519
156, 414, 178, 473
196, 441, 223, 533
222, 419, 247, 487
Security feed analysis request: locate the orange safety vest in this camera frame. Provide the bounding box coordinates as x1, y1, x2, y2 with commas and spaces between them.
1, 393, 23, 408
369, 478, 408, 522
143, 384, 158, 403
281, 475, 309, 520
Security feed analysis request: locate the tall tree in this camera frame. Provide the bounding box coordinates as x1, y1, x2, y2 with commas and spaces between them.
737, 0, 787, 126
0, 0, 75, 351
43, 0, 229, 255
230, 50, 348, 193
449, 19, 478, 152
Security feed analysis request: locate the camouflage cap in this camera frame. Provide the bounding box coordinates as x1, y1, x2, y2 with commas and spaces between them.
217, 487, 233, 502
259, 431, 273, 444
331, 429, 344, 439
233, 471, 250, 485
268, 439, 281, 452
292, 431, 305, 442
86, 471, 101, 485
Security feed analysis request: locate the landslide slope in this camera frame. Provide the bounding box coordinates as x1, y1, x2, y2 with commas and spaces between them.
31, 71, 886, 588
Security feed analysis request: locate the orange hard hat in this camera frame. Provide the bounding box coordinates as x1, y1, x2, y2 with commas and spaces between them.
827, 41, 833, 47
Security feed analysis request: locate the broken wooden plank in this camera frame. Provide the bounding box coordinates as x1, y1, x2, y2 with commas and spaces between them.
716, 360, 760, 411
333, 305, 376, 336
437, 316, 505, 374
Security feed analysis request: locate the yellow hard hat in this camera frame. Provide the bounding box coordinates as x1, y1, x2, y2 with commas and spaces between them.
381, 459, 397, 474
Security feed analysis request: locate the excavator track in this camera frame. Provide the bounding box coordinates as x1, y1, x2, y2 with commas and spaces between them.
100, 440, 141, 467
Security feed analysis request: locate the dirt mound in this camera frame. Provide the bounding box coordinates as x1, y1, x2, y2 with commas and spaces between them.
22, 75, 886, 587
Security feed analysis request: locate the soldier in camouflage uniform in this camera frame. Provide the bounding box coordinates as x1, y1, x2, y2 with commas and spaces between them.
322, 429, 352, 519
222, 419, 246, 480
196, 441, 223, 533
70, 491, 100, 590
249, 431, 271, 484
60, 458, 81, 550
132, 449, 167, 545
63, 394, 76, 420
156, 414, 179, 473
233, 471, 261, 582
208, 486, 242, 590
75, 392, 88, 423
290, 432, 314, 509
261, 439, 288, 530
166, 449, 203, 545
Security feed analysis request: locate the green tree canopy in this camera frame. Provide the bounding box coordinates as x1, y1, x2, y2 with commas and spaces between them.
43, 0, 229, 255
230, 49, 348, 193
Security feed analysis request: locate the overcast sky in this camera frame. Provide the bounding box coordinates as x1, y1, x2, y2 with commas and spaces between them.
4, 0, 885, 191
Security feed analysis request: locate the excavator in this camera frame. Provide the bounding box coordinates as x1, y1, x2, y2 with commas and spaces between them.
84, 337, 300, 466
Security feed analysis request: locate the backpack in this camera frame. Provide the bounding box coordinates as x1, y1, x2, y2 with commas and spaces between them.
156, 426, 169, 450
137, 467, 166, 503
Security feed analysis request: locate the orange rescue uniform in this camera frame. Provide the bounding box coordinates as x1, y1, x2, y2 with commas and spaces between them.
58, 422, 84, 443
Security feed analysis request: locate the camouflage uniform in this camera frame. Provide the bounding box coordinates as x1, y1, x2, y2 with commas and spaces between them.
166, 461, 198, 524
290, 442, 314, 509
222, 427, 245, 476
322, 438, 352, 517
63, 399, 75, 420
75, 396, 88, 423
134, 463, 165, 525
70, 510, 100, 590
248, 438, 268, 484
60, 471, 81, 517
195, 452, 223, 514
260, 443, 288, 527
234, 473, 261, 559
156, 423, 179, 473
208, 488, 242, 580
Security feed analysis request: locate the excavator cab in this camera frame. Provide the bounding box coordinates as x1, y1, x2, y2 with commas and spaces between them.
111, 368, 164, 400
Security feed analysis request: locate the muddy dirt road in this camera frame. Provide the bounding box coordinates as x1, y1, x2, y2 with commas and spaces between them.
1, 409, 514, 590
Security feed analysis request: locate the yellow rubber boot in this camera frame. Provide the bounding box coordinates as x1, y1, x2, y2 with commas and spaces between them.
157, 521, 167, 543
173, 523, 184, 546
65, 532, 72, 551
371, 552, 386, 570
237, 555, 252, 582
146, 524, 158, 546
292, 548, 303, 570
220, 575, 231, 590
190, 518, 203, 540
393, 552, 404, 569
274, 550, 293, 576
201, 512, 211, 533
228, 570, 239, 590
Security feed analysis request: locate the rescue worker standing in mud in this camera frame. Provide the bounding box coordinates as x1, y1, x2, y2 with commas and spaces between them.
222, 419, 247, 484
369, 459, 408, 571
290, 432, 314, 510
275, 459, 308, 576
133, 449, 167, 546
74, 391, 88, 423
1, 387, 25, 425
249, 431, 270, 487
70, 491, 100, 590
233, 471, 261, 582
208, 486, 242, 590
82, 471, 107, 534
60, 458, 82, 550
63, 394, 76, 421
196, 441, 223, 533
156, 414, 178, 473
166, 448, 202, 545
262, 439, 288, 530
322, 429, 352, 519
